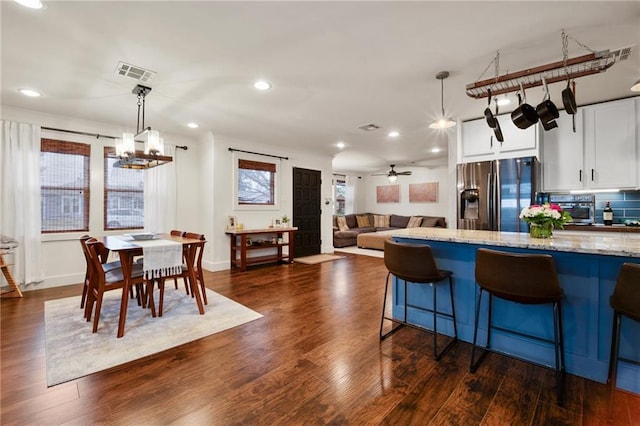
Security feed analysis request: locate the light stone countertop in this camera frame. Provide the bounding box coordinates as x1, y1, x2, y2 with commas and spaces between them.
390, 227, 640, 258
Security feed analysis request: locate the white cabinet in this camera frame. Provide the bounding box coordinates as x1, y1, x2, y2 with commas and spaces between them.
460, 117, 495, 160
498, 115, 538, 154
459, 115, 538, 163
542, 98, 637, 192
542, 113, 584, 191
584, 98, 637, 189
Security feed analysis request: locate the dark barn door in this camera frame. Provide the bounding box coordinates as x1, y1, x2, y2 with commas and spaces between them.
292, 167, 321, 257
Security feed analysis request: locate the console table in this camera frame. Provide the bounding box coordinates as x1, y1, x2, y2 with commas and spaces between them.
226, 227, 297, 271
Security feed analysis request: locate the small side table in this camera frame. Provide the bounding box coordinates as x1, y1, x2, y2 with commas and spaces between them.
1, 236, 22, 298
226, 227, 297, 271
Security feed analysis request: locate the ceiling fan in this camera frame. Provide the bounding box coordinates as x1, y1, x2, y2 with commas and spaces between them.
371, 165, 412, 182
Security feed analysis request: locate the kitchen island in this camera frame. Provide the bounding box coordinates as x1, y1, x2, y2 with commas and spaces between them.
389, 227, 640, 394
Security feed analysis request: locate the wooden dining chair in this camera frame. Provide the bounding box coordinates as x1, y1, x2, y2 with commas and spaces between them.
151, 233, 207, 317
170, 229, 189, 294
185, 232, 207, 304
79, 235, 123, 310
84, 240, 147, 333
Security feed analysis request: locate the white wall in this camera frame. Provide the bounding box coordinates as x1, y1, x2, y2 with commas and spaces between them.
202, 133, 334, 272
361, 166, 451, 225
2, 106, 336, 290
1, 106, 201, 290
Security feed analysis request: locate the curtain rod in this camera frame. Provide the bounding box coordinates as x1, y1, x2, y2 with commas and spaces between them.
228, 147, 288, 160
41, 126, 188, 150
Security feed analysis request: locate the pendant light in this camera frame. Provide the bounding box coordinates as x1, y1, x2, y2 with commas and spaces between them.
429, 71, 456, 129
113, 84, 172, 169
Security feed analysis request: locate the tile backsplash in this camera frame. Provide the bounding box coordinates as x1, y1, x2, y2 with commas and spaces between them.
594, 191, 640, 224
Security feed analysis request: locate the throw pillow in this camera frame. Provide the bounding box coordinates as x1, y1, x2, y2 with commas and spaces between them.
383, 214, 390, 227
407, 216, 423, 228
336, 216, 349, 231
373, 214, 385, 227
356, 214, 371, 228
421, 217, 441, 227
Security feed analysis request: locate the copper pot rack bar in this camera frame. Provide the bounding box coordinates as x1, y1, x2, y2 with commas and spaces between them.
465, 50, 620, 99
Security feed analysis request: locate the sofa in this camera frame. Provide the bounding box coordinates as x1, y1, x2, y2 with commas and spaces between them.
333, 213, 446, 248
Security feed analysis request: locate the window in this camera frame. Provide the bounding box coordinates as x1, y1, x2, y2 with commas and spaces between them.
104, 147, 144, 230
40, 139, 90, 233
237, 158, 276, 206
333, 174, 346, 215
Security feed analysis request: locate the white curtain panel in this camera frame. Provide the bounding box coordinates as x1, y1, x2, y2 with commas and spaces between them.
345, 175, 358, 214
0, 120, 43, 285
144, 144, 177, 233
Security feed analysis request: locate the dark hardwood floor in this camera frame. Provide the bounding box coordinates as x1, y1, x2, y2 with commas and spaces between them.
2, 253, 639, 425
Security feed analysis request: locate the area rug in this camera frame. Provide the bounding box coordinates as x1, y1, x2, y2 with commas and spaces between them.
44, 286, 263, 386
293, 254, 345, 265
334, 246, 384, 258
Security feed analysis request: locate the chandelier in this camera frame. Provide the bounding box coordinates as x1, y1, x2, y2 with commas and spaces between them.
114, 84, 172, 169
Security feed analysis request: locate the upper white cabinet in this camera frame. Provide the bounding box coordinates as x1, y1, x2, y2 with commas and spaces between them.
541, 112, 585, 191
584, 98, 637, 189
498, 115, 538, 154
542, 98, 638, 192
460, 117, 495, 160
459, 115, 538, 163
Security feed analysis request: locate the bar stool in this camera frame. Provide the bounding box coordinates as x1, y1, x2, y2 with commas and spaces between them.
380, 240, 457, 360
607, 263, 640, 414
470, 248, 565, 405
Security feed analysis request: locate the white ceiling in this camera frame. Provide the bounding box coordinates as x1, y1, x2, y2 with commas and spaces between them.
2, 1, 639, 174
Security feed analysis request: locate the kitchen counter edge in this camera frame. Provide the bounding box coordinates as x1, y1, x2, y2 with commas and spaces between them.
390, 227, 640, 258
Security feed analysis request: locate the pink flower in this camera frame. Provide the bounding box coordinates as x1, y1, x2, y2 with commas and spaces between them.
549, 204, 562, 212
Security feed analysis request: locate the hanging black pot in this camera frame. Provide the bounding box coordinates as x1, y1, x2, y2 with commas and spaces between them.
562, 79, 577, 114
493, 117, 504, 142
511, 83, 538, 129
536, 76, 559, 131
484, 89, 497, 129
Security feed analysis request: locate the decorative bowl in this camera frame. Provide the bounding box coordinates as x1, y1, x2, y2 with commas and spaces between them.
130, 233, 155, 240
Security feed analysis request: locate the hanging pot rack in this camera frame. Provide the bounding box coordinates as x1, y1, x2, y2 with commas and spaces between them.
465, 47, 632, 99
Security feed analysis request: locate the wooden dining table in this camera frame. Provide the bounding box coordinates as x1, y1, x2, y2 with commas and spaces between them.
102, 233, 206, 338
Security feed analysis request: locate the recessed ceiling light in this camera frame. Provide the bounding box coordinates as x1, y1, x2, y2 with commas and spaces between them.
254, 80, 272, 91
496, 97, 511, 106
431, 147, 441, 153
336, 141, 346, 149
187, 122, 199, 129
18, 88, 41, 97
14, 0, 44, 9
388, 131, 400, 138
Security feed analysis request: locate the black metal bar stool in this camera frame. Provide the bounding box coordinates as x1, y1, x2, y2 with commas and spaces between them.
607, 262, 640, 415
470, 248, 565, 405
380, 240, 457, 360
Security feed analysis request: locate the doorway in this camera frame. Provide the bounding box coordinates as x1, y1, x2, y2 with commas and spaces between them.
292, 167, 321, 257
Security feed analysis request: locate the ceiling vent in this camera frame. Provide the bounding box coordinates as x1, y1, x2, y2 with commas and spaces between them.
357, 123, 380, 132
115, 61, 156, 83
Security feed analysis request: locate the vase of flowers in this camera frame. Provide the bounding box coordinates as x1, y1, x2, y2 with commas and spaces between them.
519, 203, 572, 239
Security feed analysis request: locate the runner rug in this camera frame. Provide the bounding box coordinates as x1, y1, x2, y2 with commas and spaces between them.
293, 254, 345, 265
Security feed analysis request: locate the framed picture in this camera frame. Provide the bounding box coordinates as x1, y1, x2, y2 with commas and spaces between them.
226, 216, 237, 230
272, 218, 281, 228
409, 182, 439, 202
376, 184, 400, 203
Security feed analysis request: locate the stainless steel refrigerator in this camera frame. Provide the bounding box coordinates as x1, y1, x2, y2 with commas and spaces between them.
456, 157, 540, 232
